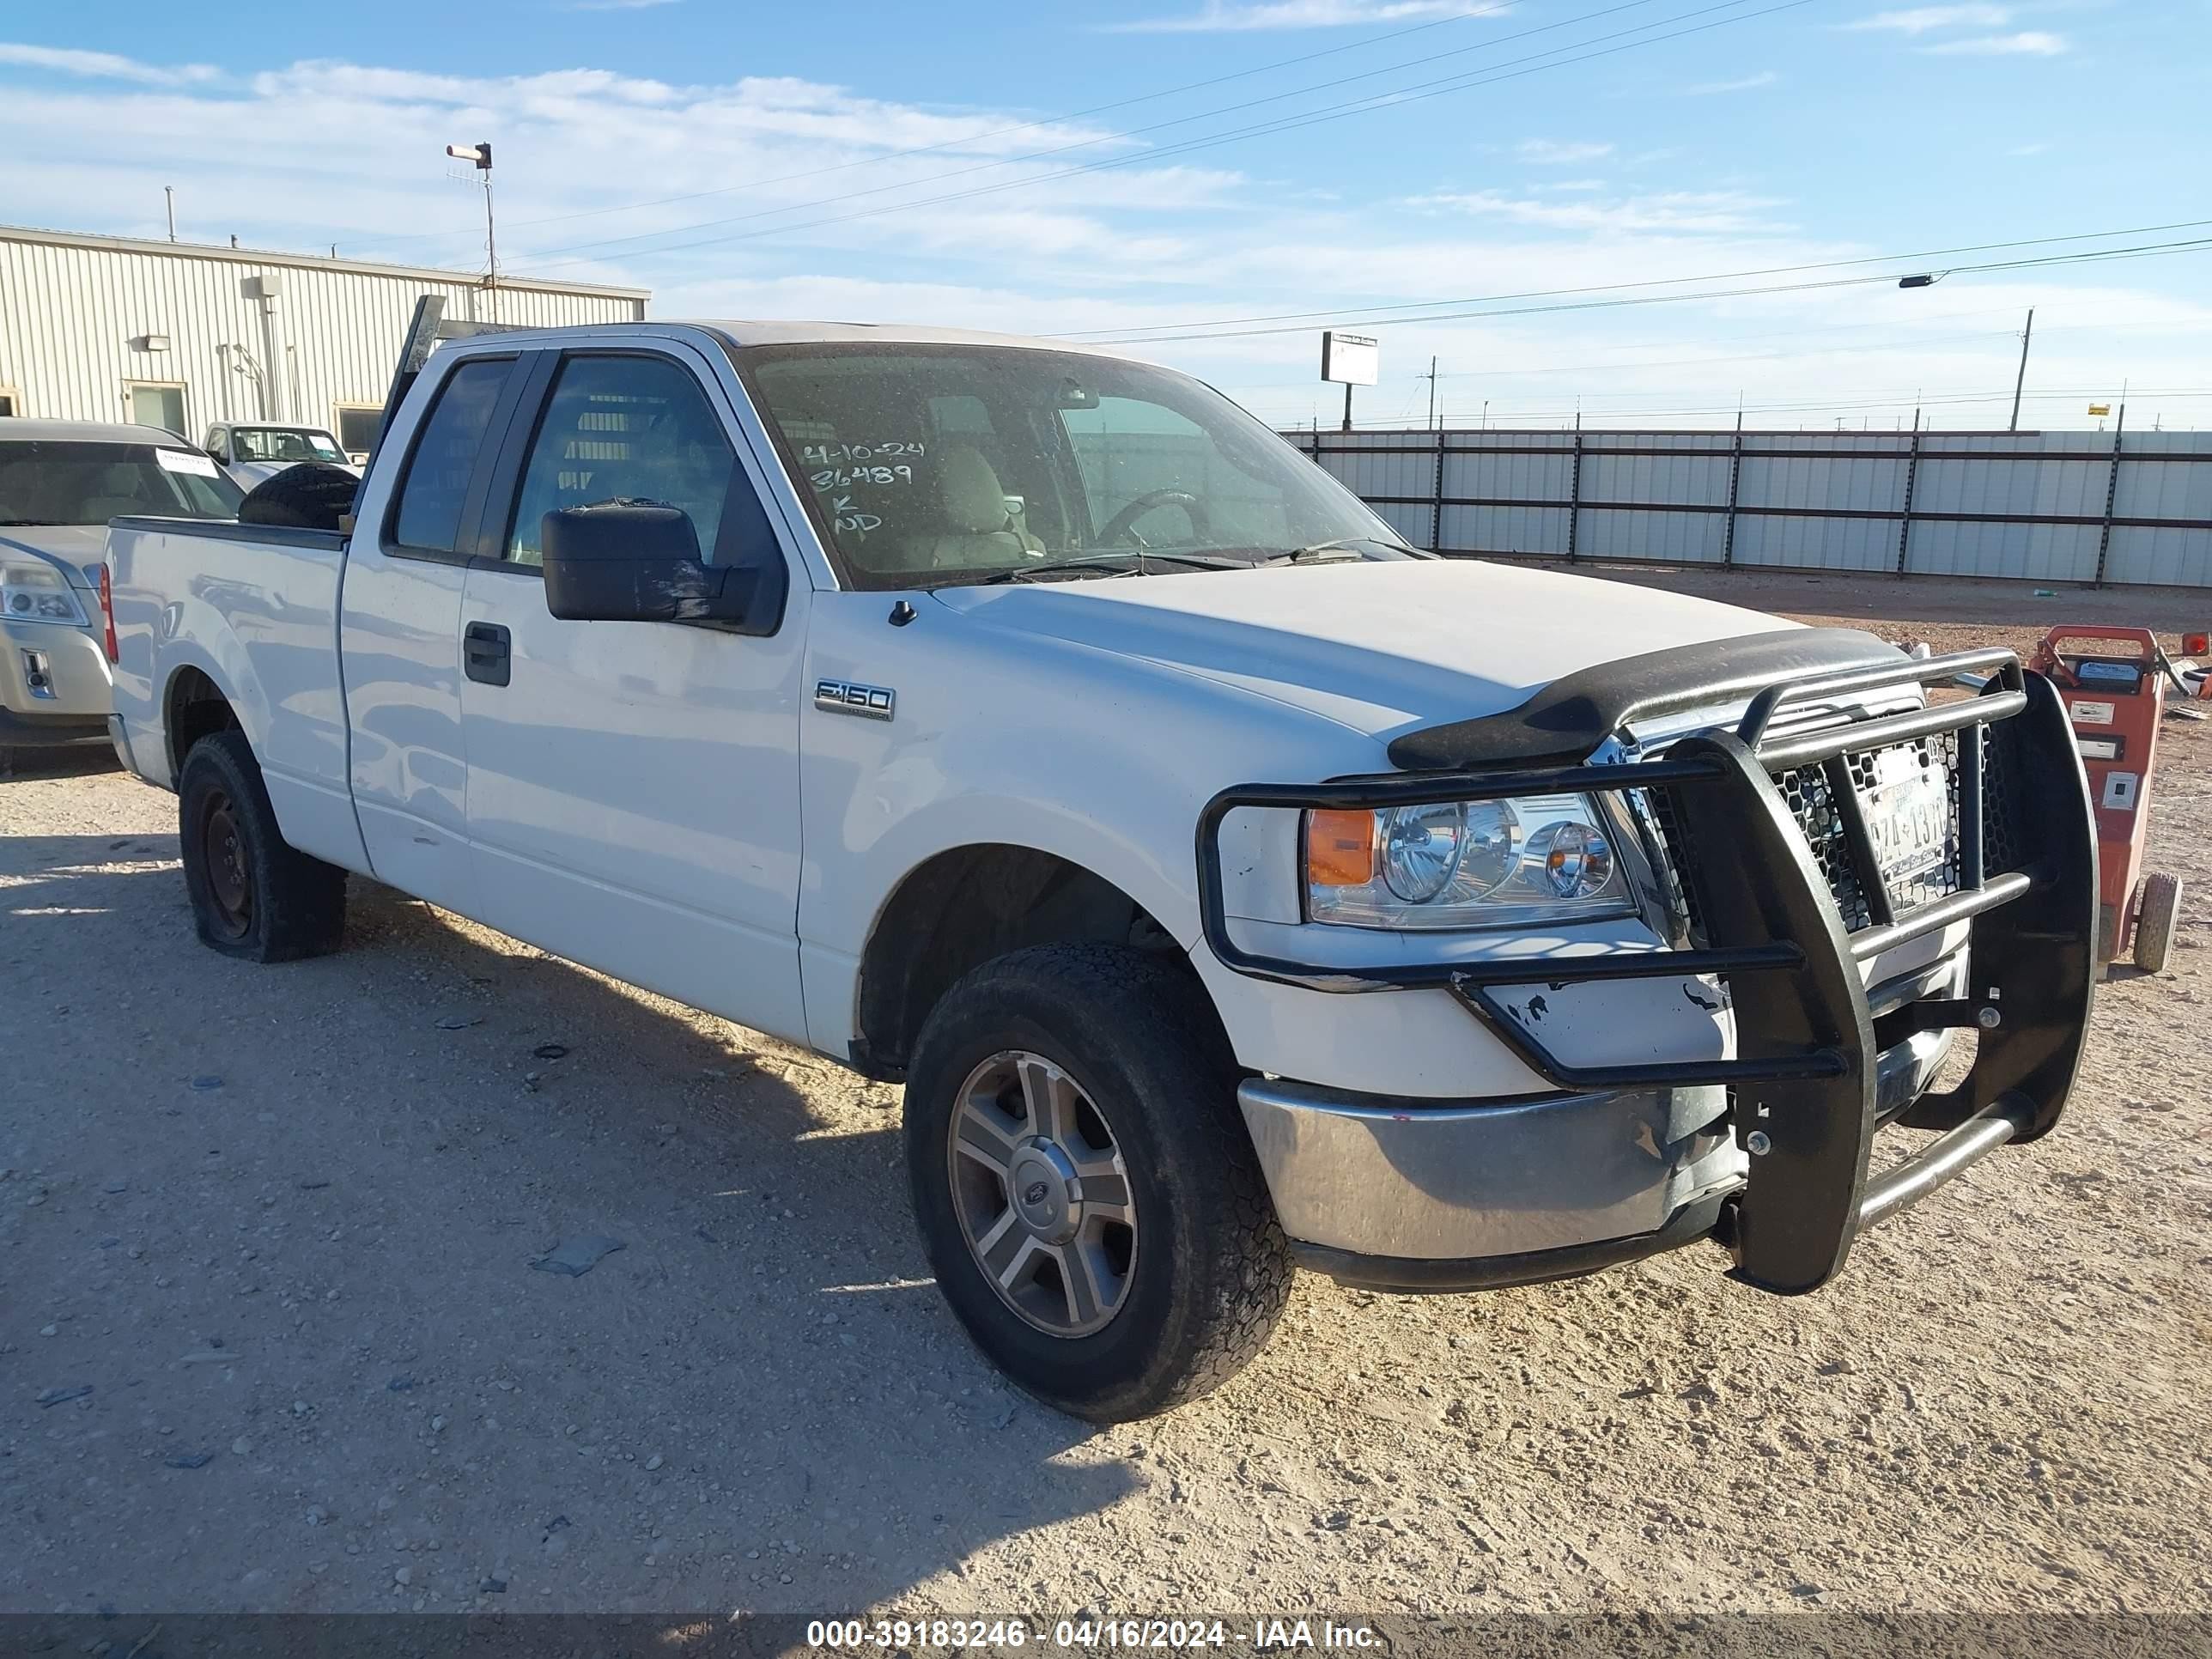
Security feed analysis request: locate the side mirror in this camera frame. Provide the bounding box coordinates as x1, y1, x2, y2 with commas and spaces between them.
540, 499, 784, 634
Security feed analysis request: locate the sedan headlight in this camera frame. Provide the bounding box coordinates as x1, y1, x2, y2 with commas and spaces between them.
2, 562, 88, 626
1305, 793, 1633, 928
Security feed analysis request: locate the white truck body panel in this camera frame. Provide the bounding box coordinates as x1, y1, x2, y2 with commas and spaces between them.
106, 320, 1954, 1129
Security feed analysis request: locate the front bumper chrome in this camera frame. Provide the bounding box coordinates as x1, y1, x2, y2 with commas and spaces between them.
1239, 1078, 1739, 1267
1243, 981, 1960, 1285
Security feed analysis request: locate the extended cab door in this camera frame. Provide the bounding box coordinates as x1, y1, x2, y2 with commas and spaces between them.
454, 342, 811, 1045
339, 349, 536, 913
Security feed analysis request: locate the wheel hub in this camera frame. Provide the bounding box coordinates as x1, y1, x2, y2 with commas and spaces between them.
202, 795, 252, 938
946, 1050, 1138, 1339
1007, 1138, 1082, 1243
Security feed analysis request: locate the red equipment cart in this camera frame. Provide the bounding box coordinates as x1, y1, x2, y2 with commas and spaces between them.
2028, 625, 2185, 973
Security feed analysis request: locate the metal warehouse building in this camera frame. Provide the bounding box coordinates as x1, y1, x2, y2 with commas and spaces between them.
0, 223, 647, 453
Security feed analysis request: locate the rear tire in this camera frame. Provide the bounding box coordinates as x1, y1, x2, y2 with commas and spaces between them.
178, 729, 347, 962
904, 944, 1292, 1422
2134, 872, 2183, 974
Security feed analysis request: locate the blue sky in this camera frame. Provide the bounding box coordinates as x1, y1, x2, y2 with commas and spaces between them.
3, 0, 2207, 429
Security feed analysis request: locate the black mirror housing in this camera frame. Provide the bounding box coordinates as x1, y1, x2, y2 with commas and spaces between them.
540, 499, 787, 635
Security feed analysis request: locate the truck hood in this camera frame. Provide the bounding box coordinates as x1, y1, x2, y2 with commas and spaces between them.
933, 558, 1793, 743
0, 524, 107, 587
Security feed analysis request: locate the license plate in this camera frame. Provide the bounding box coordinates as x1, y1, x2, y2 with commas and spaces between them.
1863, 748, 1952, 886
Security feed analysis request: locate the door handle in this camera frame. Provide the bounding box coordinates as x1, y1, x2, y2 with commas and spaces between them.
464, 621, 511, 687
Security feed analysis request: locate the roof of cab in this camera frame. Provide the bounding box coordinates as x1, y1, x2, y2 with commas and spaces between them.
448, 319, 1138, 360
0, 416, 198, 446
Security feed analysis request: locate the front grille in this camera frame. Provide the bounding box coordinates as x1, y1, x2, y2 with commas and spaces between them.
1776, 761, 1876, 931
1648, 726, 2025, 942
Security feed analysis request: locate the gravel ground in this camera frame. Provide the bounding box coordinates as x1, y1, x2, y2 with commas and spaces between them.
3, 568, 2209, 1628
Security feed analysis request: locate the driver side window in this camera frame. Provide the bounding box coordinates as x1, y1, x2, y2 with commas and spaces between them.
506, 354, 740, 568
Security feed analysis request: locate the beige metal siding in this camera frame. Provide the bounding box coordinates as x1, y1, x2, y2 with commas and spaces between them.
0, 228, 646, 434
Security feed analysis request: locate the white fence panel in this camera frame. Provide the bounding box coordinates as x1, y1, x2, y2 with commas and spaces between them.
1285, 426, 2212, 586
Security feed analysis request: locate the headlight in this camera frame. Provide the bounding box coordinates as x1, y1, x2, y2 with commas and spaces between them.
1306, 793, 1632, 928
2, 562, 88, 626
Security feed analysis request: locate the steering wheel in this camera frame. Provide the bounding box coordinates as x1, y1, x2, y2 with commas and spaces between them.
1096, 488, 1211, 548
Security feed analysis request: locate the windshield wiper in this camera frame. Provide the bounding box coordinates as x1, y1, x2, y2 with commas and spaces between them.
977, 555, 1150, 585
1256, 536, 1411, 566
976, 550, 1246, 585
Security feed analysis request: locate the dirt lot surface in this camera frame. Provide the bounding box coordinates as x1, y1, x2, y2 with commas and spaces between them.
4, 568, 2209, 1630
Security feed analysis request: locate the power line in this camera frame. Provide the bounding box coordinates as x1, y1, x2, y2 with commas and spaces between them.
1068, 218, 2212, 343
1082, 236, 2212, 345
512, 0, 1809, 270
362, 1, 1521, 247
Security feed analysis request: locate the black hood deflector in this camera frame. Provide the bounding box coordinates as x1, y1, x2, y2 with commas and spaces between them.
1386, 626, 1903, 771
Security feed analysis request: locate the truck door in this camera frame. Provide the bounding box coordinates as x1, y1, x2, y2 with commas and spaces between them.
455, 343, 811, 1046
340, 349, 533, 914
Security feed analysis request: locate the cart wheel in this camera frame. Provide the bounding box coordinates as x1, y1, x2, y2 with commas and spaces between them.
2134, 872, 2184, 974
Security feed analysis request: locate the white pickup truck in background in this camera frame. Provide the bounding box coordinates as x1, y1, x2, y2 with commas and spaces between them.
105, 316, 2098, 1420
201, 422, 362, 491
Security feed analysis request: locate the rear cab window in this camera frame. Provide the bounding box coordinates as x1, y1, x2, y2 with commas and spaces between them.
388, 357, 515, 555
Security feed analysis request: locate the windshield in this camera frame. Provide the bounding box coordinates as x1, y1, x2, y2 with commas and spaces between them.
0, 441, 244, 525
232, 427, 348, 465
733, 342, 1416, 590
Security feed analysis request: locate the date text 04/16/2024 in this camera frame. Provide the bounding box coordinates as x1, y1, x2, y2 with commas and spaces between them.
802, 1619, 1382, 1650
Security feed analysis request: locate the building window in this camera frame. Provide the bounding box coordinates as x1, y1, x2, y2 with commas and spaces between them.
333, 404, 383, 461
125, 381, 189, 437
0, 388, 21, 417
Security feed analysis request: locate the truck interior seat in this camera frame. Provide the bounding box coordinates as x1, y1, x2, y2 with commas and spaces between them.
898, 444, 1043, 571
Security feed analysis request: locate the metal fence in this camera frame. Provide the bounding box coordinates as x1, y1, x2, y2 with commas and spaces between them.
1286, 426, 2212, 588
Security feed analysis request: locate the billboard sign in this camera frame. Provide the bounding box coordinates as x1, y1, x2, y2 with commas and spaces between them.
1321, 331, 1380, 387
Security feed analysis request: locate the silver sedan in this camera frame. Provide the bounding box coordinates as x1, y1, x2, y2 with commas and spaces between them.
0, 419, 244, 769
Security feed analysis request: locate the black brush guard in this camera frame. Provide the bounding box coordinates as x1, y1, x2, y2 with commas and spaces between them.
1195, 648, 2098, 1295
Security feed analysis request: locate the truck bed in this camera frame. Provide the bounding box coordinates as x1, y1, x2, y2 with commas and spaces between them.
106, 515, 368, 873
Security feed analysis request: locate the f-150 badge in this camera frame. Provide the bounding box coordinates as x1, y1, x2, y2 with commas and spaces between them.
814, 678, 896, 720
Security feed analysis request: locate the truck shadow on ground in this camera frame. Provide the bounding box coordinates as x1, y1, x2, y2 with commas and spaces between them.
3, 835, 1139, 1613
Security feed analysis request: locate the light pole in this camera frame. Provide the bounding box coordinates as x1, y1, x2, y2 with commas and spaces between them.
447, 142, 497, 321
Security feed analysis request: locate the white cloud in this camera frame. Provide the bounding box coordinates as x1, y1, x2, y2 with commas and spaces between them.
7, 42, 2209, 435
1843, 4, 2008, 31
1419, 188, 1790, 234
1516, 139, 1614, 165
1680, 70, 1780, 94
1923, 29, 2069, 52
1109, 0, 1467, 32
0, 42, 216, 84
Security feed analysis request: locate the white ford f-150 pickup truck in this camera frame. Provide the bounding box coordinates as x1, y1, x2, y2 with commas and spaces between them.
106, 317, 2097, 1421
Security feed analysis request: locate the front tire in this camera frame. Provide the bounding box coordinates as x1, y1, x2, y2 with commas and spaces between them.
904, 944, 1292, 1422
178, 729, 347, 962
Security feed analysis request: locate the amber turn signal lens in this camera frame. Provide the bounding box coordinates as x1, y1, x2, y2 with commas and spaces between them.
1305, 809, 1376, 887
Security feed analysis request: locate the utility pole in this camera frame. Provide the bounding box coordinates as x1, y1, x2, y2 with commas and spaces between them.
447, 142, 497, 322
1422, 355, 1439, 429
2008, 307, 2034, 433
164, 185, 176, 242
